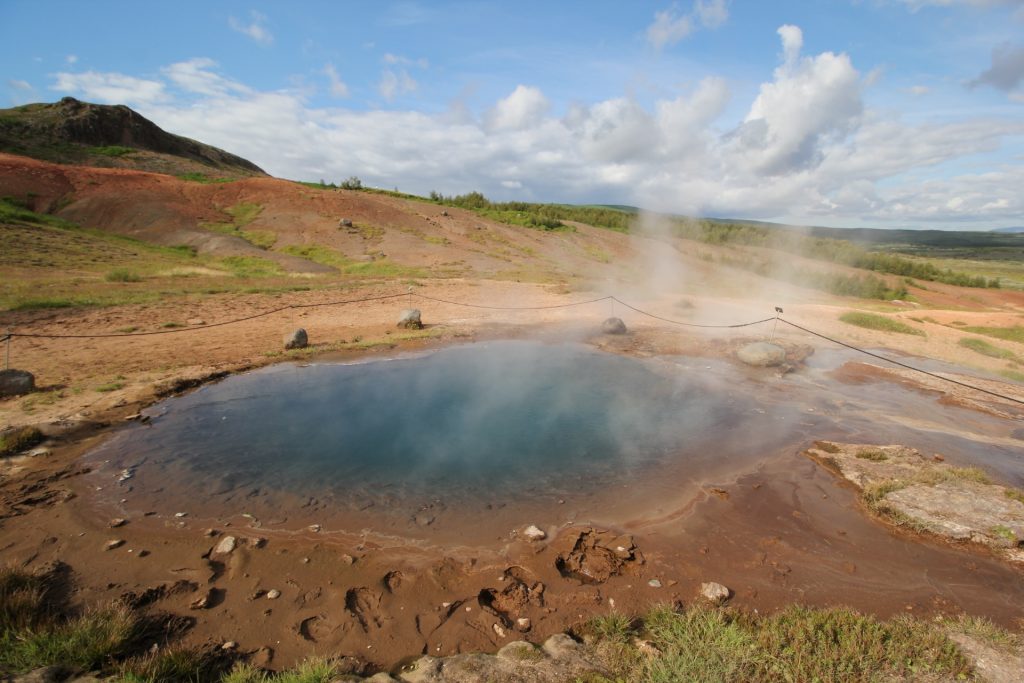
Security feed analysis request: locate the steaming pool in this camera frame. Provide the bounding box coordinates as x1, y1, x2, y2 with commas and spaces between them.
85, 340, 1024, 541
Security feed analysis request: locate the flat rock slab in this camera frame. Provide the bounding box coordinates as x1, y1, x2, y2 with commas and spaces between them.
398, 634, 605, 682
806, 441, 1024, 562
736, 342, 786, 367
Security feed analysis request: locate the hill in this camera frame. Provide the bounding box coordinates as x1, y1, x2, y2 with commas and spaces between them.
992, 226, 1024, 234
0, 97, 265, 180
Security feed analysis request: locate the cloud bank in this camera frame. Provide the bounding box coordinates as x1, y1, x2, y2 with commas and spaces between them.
47, 26, 1023, 228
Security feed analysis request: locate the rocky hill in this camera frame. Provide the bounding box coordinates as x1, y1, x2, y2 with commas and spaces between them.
0, 97, 265, 179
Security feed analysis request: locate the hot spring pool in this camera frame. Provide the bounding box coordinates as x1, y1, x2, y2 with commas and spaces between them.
85, 340, 1022, 539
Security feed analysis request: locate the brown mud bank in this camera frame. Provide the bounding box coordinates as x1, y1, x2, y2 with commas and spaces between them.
2, 323, 1024, 672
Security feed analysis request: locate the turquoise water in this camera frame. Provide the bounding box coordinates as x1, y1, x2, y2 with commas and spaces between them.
87, 341, 756, 510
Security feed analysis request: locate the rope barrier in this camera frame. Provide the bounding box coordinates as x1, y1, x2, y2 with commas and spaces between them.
2, 289, 1022, 407
779, 318, 1024, 407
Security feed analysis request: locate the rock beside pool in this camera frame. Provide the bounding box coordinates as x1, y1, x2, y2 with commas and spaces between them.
554, 527, 642, 584
601, 317, 627, 335
398, 633, 606, 682
397, 309, 423, 330
700, 581, 731, 603
522, 525, 546, 541
736, 342, 786, 367
0, 369, 35, 397
806, 441, 1024, 564
284, 328, 308, 350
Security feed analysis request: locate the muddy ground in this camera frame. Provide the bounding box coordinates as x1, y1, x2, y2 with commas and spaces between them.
2, 282, 1024, 673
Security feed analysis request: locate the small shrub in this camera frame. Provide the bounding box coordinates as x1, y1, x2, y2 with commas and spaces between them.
339, 176, 363, 190
839, 311, 925, 336
0, 426, 44, 457
855, 449, 888, 462
95, 382, 125, 393
814, 441, 841, 454
105, 268, 143, 283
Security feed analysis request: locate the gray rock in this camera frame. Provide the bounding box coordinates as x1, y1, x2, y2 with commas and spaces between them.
366, 674, 400, 683
9, 666, 65, 683
284, 328, 308, 350
601, 317, 627, 335
700, 581, 731, 603
0, 369, 35, 397
397, 309, 423, 330
736, 342, 786, 367
339, 218, 354, 227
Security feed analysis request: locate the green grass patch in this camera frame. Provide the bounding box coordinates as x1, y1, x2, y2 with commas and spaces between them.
95, 381, 125, 392
839, 311, 925, 336
105, 268, 143, 283
1000, 369, 1024, 383
281, 244, 428, 278
958, 337, 1021, 362
960, 325, 1024, 345
1005, 488, 1024, 506
0, 426, 44, 457
588, 603, 969, 682
221, 658, 339, 683
225, 202, 262, 227
90, 145, 135, 157
238, 230, 276, 249
176, 172, 233, 184
219, 256, 282, 278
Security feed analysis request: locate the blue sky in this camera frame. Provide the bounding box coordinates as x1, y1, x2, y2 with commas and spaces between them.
3, 0, 1023, 229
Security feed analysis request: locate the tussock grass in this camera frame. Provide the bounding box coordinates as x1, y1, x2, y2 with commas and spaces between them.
944, 614, 1021, 650
221, 658, 339, 683
118, 645, 228, 683
839, 311, 925, 336
855, 449, 888, 462
0, 603, 139, 673
588, 603, 969, 683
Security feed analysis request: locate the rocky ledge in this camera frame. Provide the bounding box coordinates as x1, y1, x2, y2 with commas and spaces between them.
805, 441, 1024, 564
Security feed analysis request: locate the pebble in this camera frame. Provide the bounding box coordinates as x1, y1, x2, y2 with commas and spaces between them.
492, 623, 506, 638
109, 518, 127, 528
308, 524, 321, 533
105, 539, 125, 551
266, 589, 281, 600
340, 553, 355, 565
203, 528, 218, 537
516, 617, 532, 632
28, 448, 51, 457
221, 641, 237, 650
522, 525, 547, 541
213, 535, 237, 555
174, 512, 188, 518
648, 579, 663, 588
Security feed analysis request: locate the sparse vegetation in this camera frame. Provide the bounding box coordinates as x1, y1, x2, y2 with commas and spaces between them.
91, 145, 135, 157
219, 256, 282, 278
176, 173, 234, 184
839, 311, 925, 336
105, 268, 143, 283
855, 449, 888, 462
959, 337, 1021, 362
0, 426, 44, 457
960, 325, 1024, 345
585, 603, 969, 682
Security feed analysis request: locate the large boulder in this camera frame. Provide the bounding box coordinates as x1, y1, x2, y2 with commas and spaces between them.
397, 309, 423, 330
736, 342, 786, 367
284, 328, 308, 350
601, 317, 627, 335
0, 369, 35, 397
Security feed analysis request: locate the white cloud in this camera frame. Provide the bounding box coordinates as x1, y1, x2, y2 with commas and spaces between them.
646, 1, 730, 49
486, 85, 550, 131
737, 26, 862, 174
323, 63, 349, 98
647, 6, 693, 49
162, 58, 251, 97
383, 53, 429, 68
8, 79, 32, 91
50, 70, 167, 106
66, 55, 78, 65
694, 0, 729, 28
229, 11, 273, 45
378, 69, 417, 101
907, 84, 931, 95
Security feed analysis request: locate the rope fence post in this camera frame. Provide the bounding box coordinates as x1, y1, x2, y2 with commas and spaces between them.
4, 328, 10, 370
769, 307, 783, 343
